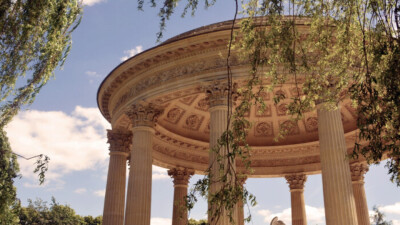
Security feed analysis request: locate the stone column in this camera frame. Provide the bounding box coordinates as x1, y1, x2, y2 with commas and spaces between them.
205, 81, 238, 225
237, 176, 247, 225
124, 103, 163, 225
285, 174, 307, 225
168, 168, 195, 225
102, 130, 131, 225
350, 163, 370, 225
317, 104, 358, 225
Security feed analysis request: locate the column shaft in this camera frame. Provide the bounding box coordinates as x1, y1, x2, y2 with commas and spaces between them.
125, 127, 154, 225
290, 190, 306, 225
103, 152, 128, 225
285, 174, 307, 225
209, 105, 231, 225
172, 185, 189, 225
351, 163, 370, 225
169, 168, 194, 225
317, 105, 358, 225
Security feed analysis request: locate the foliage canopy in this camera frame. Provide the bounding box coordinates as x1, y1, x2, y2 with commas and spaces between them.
0, 0, 82, 221
141, 0, 400, 223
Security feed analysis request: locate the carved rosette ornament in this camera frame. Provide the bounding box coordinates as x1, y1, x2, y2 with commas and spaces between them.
125, 103, 164, 127
350, 163, 369, 183
204, 80, 238, 107
107, 129, 132, 153
285, 174, 307, 190
168, 168, 195, 187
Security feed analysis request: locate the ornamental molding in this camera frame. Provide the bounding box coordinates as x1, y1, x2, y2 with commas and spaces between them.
107, 129, 132, 153
285, 174, 307, 190
203, 80, 239, 107
350, 163, 369, 182
125, 103, 164, 127
168, 168, 195, 186
112, 56, 246, 116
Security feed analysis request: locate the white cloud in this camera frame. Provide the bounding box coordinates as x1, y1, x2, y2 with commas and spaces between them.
120, 46, 143, 61
393, 219, 400, 225
5, 106, 111, 188
152, 165, 169, 180
257, 205, 325, 225
151, 217, 172, 225
379, 202, 400, 215
94, 189, 105, 197
74, 188, 87, 194
81, 0, 105, 6
85, 71, 101, 77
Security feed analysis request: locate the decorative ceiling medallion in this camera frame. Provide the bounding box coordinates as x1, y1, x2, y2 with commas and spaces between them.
254, 121, 274, 137
289, 87, 303, 97
279, 120, 300, 136
179, 95, 198, 106
276, 103, 289, 116
255, 104, 272, 117
304, 117, 318, 132
164, 107, 185, 124
184, 114, 204, 131
195, 98, 209, 111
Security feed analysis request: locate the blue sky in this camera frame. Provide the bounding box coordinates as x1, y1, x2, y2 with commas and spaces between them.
4, 0, 400, 224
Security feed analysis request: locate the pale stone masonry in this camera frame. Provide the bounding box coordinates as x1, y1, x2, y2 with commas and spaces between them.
317, 104, 358, 225
351, 163, 370, 225
97, 18, 373, 225
168, 168, 194, 225
102, 130, 131, 225
285, 174, 307, 225
124, 104, 163, 225
206, 81, 238, 225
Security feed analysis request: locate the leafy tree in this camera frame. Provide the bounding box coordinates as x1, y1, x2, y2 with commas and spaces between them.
371, 206, 393, 225
139, 0, 400, 223
83, 215, 102, 225
18, 197, 102, 225
0, 0, 82, 221
188, 218, 208, 225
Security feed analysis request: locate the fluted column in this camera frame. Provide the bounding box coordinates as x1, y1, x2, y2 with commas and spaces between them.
205, 81, 238, 225
285, 174, 307, 225
317, 104, 358, 225
103, 130, 131, 225
168, 168, 194, 225
350, 163, 370, 225
237, 176, 247, 225
124, 103, 163, 225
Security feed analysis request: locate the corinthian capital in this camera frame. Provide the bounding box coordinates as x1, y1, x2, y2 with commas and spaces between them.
350, 163, 369, 182
168, 168, 195, 186
203, 80, 238, 107
107, 129, 132, 153
285, 174, 307, 190
126, 103, 164, 127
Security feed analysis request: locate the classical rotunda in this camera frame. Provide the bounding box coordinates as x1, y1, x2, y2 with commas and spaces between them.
97, 18, 370, 225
